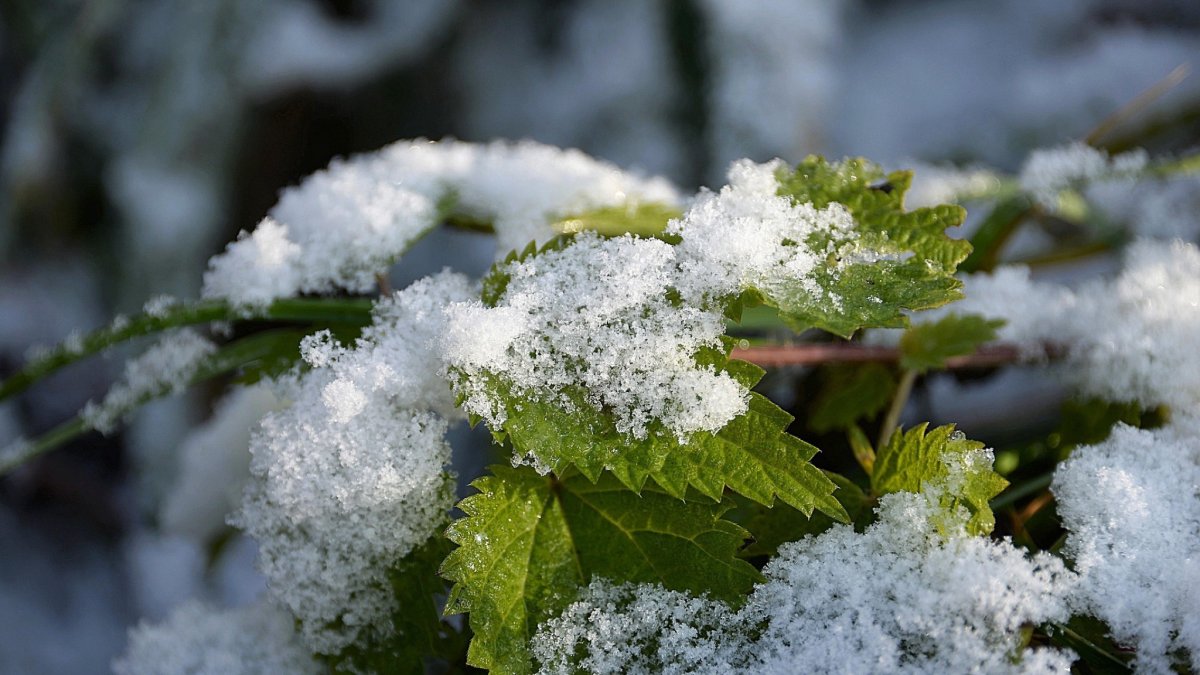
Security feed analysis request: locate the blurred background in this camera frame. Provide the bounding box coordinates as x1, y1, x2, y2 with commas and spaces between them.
0, 1, 1197, 672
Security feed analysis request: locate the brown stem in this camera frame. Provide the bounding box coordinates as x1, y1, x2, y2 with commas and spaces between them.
730, 342, 1059, 368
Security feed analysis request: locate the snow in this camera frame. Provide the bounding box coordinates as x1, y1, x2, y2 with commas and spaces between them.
1053, 423, 1200, 673
80, 329, 216, 435
444, 233, 746, 444
113, 600, 319, 675
533, 491, 1076, 674
230, 273, 470, 653
159, 385, 281, 542
202, 139, 681, 309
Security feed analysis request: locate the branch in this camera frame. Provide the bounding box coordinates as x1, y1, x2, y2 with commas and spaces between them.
731, 342, 1059, 369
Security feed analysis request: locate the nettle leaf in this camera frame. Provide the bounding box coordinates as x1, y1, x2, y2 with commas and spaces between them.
479, 362, 847, 522
871, 424, 1008, 535
441, 465, 759, 674
809, 362, 897, 433
551, 202, 683, 238
899, 313, 1004, 372
325, 536, 462, 674
769, 157, 971, 337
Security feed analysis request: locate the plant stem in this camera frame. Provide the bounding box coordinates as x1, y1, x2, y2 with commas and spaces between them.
877, 369, 917, 449
0, 329, 310, 475
731, 341, 1051, 368
0, 297, 372, 402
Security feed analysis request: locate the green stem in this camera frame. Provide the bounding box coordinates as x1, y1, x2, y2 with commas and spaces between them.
0, 297, 372, 402
0, 329, 310, 475
877, 369, 917, 449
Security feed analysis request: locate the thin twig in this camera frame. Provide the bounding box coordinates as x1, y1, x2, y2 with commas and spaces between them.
877, 369, 918, 449
730, 342, 1052, 369
1085, 62, 1191, 146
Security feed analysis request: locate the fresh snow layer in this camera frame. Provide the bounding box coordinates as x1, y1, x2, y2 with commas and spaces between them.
921, 239, 1200, 412
113, 600, 319, 675
444, 233, 745, 444
1053, 423, 1200, 673
533, 492, 1076, 674
231, 272, 471, 653
445, 159, 857, 453
202, 139, 680, 308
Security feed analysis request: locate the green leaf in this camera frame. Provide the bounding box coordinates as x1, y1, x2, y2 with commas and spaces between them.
326, 536, 462, 674
768, 157, 971, 337
871, 423, 1008, 535
809, 362, 897, 433
899, 313, 1004, 372
474, 365, 847, 522
551, 203, 683, 238
441, 465, 760, 674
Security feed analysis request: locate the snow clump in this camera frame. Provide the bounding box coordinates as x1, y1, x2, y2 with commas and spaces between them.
1053, 423, 1200, 673
231, 272, 472, 654
114, 600, 319, 675
202, 139, 680, 309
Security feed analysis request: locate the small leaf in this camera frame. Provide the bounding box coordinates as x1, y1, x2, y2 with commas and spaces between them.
899, 313, 1004, 372
441, 465, 760, 673
872, 424, 1008, 535
766, 157, 971, 337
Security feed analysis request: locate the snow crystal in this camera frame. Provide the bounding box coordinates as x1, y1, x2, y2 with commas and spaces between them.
160, 385, 282, 542
113, 600, 319, 675
202, 139, 680, 309
81, 329, 216, 434
533, 492, 1076, 674
1053, 423, 1200, 673
231, 273, 471, 653
444, 233, 747, 443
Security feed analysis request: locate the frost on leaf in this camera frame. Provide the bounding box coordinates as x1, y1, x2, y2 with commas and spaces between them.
872, 424, 1008, 535
444, 232, 845, 518
531, 492, 1076, 675
82, 328, 216, 434
441, 465, 760, 674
